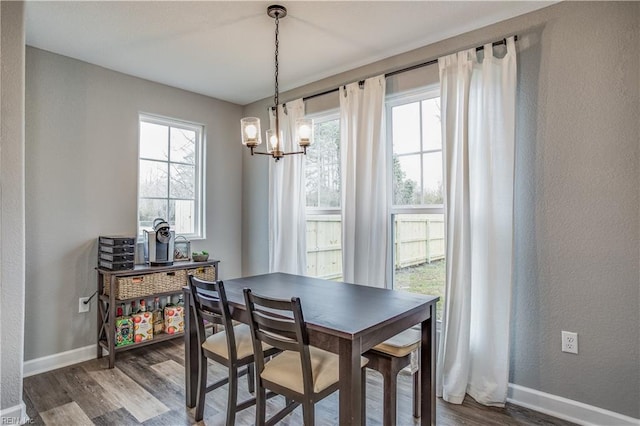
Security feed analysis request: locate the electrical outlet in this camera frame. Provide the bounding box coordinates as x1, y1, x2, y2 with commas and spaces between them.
561, 331, 578, 354
79, 297, 90, 313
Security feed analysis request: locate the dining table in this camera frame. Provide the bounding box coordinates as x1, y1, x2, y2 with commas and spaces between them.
183, 272, 439, 425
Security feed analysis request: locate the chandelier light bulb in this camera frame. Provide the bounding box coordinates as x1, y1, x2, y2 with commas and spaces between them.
299, 124, 311, 139
266, 128, 282, 155
241, 117, 261, 146
296, 118, 314, 147
245, 124, 258, 139
270, 134, 278, 148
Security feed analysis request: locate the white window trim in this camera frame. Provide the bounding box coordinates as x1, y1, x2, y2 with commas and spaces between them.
305, 109, 342, 280
137, 113, 206, 240
386, 85, 444, 290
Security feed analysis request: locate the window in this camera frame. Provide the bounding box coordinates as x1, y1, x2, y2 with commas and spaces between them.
138, 114, 204, 239
388, 88, 445, 319
305, 112, 342, 280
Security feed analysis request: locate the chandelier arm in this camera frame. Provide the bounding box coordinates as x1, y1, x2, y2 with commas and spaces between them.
252, 151, 275, 156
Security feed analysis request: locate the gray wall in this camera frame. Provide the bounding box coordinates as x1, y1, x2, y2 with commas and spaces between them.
25, 48, 243, 361
241, 1, 640, 419
1, 0, 26, 415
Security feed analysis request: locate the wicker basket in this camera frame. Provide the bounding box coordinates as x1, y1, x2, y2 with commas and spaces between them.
187, 265, 216, 281
153, 269, 188, 294
103, 275, 155, 300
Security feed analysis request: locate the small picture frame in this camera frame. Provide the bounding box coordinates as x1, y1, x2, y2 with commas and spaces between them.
173, 236, 191, 262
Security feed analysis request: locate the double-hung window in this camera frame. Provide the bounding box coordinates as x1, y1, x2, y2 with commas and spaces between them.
387, 87, 445, 319
137, 114, 205, 239
304, 111, 342, 280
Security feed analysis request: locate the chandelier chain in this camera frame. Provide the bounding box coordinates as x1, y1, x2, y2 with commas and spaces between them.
274, 13, 280, 109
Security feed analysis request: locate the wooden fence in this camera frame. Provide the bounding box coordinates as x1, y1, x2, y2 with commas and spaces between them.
306, 215, 343, 280
306, 214, 445, 280
394, 214, 445, 268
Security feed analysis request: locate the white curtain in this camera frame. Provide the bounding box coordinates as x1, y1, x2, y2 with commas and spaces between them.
339, 75, 388, 287
268, 98, 307, 275
436, 37, 516, 406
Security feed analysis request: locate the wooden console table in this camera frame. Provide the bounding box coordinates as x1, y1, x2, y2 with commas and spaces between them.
97, 260, 219, 368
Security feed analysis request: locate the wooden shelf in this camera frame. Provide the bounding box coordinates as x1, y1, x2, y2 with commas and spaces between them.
99, 331, 184, 353
98, 290, 186, 305
96, 260, 218, 277
97, 259, 219, 368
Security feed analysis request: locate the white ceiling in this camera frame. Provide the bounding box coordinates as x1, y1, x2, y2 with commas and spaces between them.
26, 1, 553, 105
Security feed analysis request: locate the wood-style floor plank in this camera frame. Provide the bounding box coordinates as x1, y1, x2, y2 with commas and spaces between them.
56, 364, 122, 418
23, 371, 73, 413
23, 340, 576, 426
92, 407, 140, 426
90, 367, 170, 422
39, 401, 94, 426
149, 359, 188, 389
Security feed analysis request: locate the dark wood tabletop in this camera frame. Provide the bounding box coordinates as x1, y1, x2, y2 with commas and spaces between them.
183, 272, 439, 425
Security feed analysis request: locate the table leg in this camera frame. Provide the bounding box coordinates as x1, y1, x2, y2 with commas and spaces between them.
420, 303, 436, 425
184, 288, 198, 408
339, 337, 363, 425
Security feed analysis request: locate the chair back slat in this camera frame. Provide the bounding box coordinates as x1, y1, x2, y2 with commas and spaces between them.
244, 288, 315, 396
256, 329, 300, 352
253, 309, 298, 337
249, 292, 297, 311
199, 308, 224, 326
193, 290, 225, 325
188, 276, 238, 361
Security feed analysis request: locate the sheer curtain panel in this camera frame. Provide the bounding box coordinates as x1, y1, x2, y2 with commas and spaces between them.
339, 76, 388, 287
268, 99, 307, 275
436, 37, 516, 406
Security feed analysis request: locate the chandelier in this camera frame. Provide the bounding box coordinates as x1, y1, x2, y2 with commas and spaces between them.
240, 5, 313, 162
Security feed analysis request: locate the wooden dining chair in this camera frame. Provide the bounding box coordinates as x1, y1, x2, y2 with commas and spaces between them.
187, 276, 280, 424
243, 288, 369, 426
364, 328, 421, 426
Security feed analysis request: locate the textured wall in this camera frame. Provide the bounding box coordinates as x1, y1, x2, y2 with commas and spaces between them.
241, 1, 640, 418
24, 48, 243, 360
1, 0, 26, 415
509, 2, 639, 419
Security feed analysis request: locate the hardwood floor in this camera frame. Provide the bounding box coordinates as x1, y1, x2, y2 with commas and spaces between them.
23, 340, 575, 426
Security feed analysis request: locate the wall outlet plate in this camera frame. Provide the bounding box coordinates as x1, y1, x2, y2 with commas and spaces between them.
561, 331, 578, 354
79, 297, 90, 313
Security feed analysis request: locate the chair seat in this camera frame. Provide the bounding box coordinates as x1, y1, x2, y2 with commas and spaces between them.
202, 323, 270, 360
261, 346, 368, 394
372, 328, 421, 358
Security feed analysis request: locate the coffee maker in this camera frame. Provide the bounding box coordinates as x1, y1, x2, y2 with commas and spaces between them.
144, 218, 175, 266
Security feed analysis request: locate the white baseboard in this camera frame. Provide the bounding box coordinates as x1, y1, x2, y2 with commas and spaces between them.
23, 344, 102, 377
0, 401, 29, 424
508, 383, 640, 426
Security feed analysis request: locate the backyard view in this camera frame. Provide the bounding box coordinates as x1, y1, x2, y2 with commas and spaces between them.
306, 214, 446, 321
305, 94, 446, 320
395, 259, 445, 321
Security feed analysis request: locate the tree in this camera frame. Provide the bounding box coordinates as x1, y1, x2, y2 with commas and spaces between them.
306, 119, 340, 208
422, 180, 443, 205
392, 154, 419, 205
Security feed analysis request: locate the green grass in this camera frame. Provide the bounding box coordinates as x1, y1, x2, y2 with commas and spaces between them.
394, 260, 445, 320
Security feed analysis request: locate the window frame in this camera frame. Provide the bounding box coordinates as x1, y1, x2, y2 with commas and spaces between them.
386, 85, 444, 291
304, 108, 341, 217
304, 108, 343, 280
137, 113, 206, 240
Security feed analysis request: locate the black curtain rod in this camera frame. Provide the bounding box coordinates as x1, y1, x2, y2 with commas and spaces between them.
302, 35, 518, 103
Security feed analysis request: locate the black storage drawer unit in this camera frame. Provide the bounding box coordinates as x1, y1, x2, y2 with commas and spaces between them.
98, 235, 136, 270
